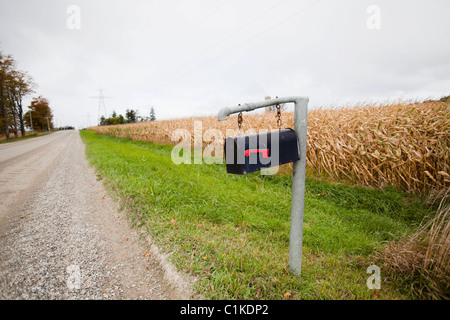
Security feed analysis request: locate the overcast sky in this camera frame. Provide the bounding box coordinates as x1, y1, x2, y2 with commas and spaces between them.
1, 0, 449, 128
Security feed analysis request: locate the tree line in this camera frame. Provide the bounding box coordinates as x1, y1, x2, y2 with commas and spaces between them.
0, 50, 54, 140
99, 107, 156, 126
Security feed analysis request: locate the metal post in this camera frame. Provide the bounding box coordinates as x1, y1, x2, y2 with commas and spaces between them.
218, 96, 308, 275
289, 98, 308, 274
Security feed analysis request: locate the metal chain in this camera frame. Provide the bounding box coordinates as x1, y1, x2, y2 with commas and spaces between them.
276, 105, 282, 130
237, 112, 243, 131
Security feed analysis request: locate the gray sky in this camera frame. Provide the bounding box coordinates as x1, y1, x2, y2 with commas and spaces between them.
1, 0, 449, 128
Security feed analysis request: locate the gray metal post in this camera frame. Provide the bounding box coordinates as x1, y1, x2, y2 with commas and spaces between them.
218, 96, 308, 275
289, 98, 308, 274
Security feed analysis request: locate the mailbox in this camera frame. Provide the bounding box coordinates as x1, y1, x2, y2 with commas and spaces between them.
224, 128, 300, 175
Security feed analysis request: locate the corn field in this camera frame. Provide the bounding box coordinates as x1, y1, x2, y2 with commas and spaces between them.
90, 100, 450, 195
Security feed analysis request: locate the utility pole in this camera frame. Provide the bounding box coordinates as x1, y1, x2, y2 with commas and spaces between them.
29, 109, 34, 133
89, 88, 113, 125
44, 117, 51, 132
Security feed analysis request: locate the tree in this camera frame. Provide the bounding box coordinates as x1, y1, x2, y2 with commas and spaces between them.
99, 111, 126, 125
6, 70, 35, 137
0, 50, 35, 139
117, 114, 126, 124
125, 108, 137, 123
149, 107, 156, 121
0, 51, 14, 139
24, 96, 53, 131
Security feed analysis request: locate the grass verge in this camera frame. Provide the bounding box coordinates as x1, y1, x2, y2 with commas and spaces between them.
0, 131, 54, 144
80, 130, 435, 299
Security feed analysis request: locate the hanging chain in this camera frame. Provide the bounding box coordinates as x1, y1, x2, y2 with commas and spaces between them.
236, 104, 280, 131
237, 112, 243, 131
276, 104, 282, 130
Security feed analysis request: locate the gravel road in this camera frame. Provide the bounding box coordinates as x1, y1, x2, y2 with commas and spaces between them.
0, 131, 191, 300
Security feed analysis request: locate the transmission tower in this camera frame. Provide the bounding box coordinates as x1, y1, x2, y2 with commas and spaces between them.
89, 88, 114, 124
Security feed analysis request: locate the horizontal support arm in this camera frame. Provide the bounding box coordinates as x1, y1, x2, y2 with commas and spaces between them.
218, 96, 309, 121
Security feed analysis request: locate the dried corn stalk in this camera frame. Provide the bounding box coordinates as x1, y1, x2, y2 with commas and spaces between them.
89, 100, 449, 194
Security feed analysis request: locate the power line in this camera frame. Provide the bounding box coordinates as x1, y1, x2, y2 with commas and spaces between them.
161, 0, 323, 86
89, 88, 114, 124
150, 0, 289, 86
162, 0, 229, 57
225, 0, 323, 54
127, 0, 229, 88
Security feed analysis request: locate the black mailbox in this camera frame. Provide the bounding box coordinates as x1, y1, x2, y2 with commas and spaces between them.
224, 128, 300, 175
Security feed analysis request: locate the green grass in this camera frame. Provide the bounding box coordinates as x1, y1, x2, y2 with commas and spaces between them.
80, 130, 434, 299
